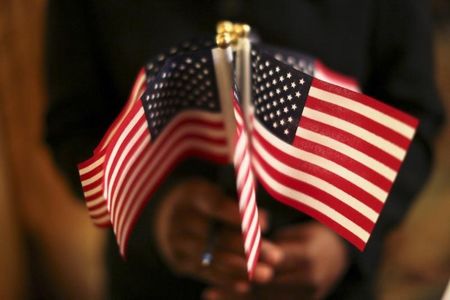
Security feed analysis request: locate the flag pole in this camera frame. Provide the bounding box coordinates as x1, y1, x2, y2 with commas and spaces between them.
234, 24, 253, 132
212, 22, 236, 160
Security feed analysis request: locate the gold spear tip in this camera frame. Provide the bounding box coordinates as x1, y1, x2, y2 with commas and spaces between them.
216, 20, 234, 34
216, 32, 232, 48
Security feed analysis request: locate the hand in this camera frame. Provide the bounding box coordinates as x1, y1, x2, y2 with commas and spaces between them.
154, 178, 272, 291
203, 222, 350, 300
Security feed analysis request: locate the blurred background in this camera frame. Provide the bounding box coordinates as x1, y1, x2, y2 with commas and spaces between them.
0, 0, 448, 299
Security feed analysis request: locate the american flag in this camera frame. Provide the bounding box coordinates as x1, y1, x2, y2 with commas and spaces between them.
79, 44, 231, 256
250, 47, 418, 250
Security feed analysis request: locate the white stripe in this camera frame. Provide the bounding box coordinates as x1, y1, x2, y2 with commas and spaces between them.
81, 170, 103, 186
93, 214, 111, 226
79, 156, 105, 175
234, 107, 244, 126
106, 122, 148, 201
84, 184, 102, 197
100, 73, 146, 149
89, 206, 108, 218
297, 127, 397, 181
303, 107, 406, 161
236, 149, 250, 189
234, 132, 247, 167
117, 139, 228, 250
252, 136, 378, 221
241, 188, 256, 232
244, 210, 259, 252
246, 227, 260, 273
110, 111, 226, 223
86, 195, 106, 208
254, 121, 388, 203
252, 157, 370, 242
104, 109, 145, 196
309, 86, 415, 139
239, 167, 254, 212
109, 135, 151, 217
314, 69, 360, 92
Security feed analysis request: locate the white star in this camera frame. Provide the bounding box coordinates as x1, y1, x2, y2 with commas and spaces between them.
279, 76, 285, 82
273, 122, 278, 128
270, 112, 274, 119
269, 70, 274, 76
291, 82, 296, 88
276, 88, 281, 94
283, 85, 288, 91
300, 78, 305, 85
276, 110, 281, 116
287, 94, 293, 100
280, 119, 285, 125
287, 72, 292, 79
284, 107, 289, 113
264, 115, 268, 121
272, 79, 277, 85
280, 97, 285, 103
288, 116, 293, 122
265, 61, 270, 67
269, 91, 274, 97
295, 91, 301, 98
273, 100, 278, 107
291, 104, 297, 110
284, 129, 289, 135
276, 67, 280, 72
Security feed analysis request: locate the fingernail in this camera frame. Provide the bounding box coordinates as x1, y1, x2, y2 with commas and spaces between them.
234, 281, 250, 293
254, 265, 274, 283
267, 247, 284, 265
202, 289, 218, 300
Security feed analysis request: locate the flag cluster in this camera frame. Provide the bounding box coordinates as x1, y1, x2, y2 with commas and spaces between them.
78, 41, 418, 276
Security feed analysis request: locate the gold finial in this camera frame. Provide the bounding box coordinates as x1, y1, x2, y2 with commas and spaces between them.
216, 32, 233, 48
233, 23, 251, 38
216, 21, 234, 34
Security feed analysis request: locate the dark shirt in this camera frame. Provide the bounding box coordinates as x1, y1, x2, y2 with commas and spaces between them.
45, 0, 444, 298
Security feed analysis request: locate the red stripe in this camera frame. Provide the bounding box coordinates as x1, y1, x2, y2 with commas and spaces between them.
300, 117, 402, 171
253, 150, 375, 233
104, 116, 147, 198
312, 78, 419, 128
255, 165, 366, 250
293, 135, 392, 192
108, 130, 150, 208
89, 208, 109, 219
82, 177, 102, 192
84, 190, 103, 201
78, 150, 105, 170
79, 164, 103, 182
315, 61, 359, 90
253, 128, 383, 212
95, 68, 147, 153
86, 201, 107, 211
305, 96, 411, 149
